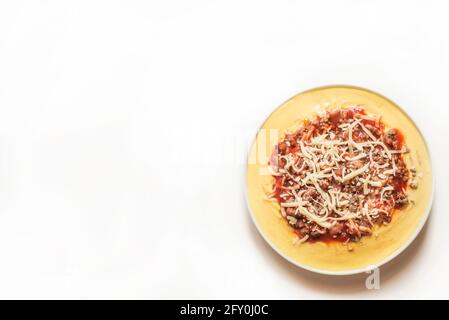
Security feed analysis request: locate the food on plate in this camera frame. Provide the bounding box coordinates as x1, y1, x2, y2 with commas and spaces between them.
247, 85, 433, 274
268, 106, 416, 244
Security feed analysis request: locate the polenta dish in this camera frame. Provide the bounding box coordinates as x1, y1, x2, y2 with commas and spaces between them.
246, 85, 433, 275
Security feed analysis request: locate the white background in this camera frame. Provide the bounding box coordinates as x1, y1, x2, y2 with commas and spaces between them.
0, 0, 448, 299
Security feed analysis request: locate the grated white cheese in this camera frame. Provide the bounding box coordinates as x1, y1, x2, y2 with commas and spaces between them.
270, 108, 409, 236
342, 163, 370, 182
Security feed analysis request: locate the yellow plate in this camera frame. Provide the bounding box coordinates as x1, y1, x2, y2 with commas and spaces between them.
246, 85, 433, 275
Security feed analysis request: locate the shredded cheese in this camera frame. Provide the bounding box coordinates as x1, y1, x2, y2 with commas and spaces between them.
269, 107, 410, 244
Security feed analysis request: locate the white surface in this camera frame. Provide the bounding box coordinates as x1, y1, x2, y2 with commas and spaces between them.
0, 0, 448, 299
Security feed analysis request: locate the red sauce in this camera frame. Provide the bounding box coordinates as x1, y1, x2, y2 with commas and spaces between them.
395, 128, 405, 147
272, 176, 284, 202
268, 107, 410, 244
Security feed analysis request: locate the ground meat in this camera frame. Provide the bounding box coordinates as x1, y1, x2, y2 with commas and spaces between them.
310, 228, 325, 238
365, 124, 381, 137
303, 189, 318, 201
374, 213, 392, 224
384, 129, 400, 149
278, 158, 286, 169
295, 219, 306, 229
351, 160, 365, 169
299, 226, 310, 237
278, 142, 287, 153
394, 193, 409, 208
320, 181, 329, 190
329, 110, 342, 126
329, 222, 344, 236
395, 162, 409, 183
269, 107, 410, 244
